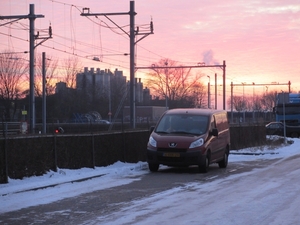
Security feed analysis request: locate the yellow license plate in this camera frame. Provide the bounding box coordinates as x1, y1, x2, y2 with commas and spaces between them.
163, 152, 180, 157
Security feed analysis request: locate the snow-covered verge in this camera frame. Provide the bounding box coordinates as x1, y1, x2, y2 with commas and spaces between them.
1, 136, 299, 217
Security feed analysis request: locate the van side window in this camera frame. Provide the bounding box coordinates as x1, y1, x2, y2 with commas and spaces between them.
210, 116, 216, 131
214, 113, 228, 131
215, 114, 222, 131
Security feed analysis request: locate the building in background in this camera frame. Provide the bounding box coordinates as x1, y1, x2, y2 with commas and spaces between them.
76, 67, 113, 100
74, 67, 149, 104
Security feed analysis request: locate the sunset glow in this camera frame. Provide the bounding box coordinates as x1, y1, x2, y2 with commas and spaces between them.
1, 0, 299, 109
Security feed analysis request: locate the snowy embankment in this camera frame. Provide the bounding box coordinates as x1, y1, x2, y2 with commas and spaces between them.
1, 136, 299, 216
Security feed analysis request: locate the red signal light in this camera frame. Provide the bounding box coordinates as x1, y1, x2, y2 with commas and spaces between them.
54, 127, 64, 134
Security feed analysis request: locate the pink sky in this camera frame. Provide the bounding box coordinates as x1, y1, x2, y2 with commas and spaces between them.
1, 0, 300, 107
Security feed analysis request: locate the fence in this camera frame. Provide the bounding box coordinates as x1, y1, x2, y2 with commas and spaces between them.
0, 125, 267, 184
228, 111, 275, 124
1, 110, 275, 137
0, 121, 153, 137
0, 122, 26, 136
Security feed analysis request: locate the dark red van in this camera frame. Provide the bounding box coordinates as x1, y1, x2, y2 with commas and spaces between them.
146, 108, 230, 173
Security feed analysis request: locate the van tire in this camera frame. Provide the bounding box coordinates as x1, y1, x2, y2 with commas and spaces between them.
218, 151, 228, 168
199, 155, 209, 173
148, 163, 159, 172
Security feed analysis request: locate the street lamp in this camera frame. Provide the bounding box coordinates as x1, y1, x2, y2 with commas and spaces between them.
252, 82, 255, 109
214, 73, 217, 109
281, 90, 287, 144
241, 82, 246, 101
207, 75, 211, 109
165, 60, 168, 110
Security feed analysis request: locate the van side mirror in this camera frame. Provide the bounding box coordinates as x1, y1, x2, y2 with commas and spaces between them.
210, 128, 218, 137
149, 126, 155, 133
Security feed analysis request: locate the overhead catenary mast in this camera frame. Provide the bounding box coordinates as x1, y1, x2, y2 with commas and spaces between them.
81, 1, 153, 128
0, 4, 52, 133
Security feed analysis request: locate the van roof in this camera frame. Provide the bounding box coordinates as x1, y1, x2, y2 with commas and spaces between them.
165, 108, 226, 116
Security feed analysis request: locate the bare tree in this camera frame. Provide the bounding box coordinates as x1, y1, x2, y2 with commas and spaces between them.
62, 56, 82, 88
190, 83, 207, 108
261, 91, 277, 111
229, 91, 277, 112
35, 54, 59, 97
229, 95, 244, 111
0, 51, 28, 121
252, 96, 264, 111
145, 59, 206, 107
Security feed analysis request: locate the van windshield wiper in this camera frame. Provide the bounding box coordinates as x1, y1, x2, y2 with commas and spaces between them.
189, 132, 202, 136
156, 130, 200, 135
171, 131, 194, 135
155, 131, 169, 134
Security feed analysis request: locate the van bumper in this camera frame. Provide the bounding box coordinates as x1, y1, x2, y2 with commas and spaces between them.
146, 149, 206, 167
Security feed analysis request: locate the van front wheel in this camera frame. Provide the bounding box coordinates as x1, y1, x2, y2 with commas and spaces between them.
199, 155, 209, 173
218, 151, 228, 168
148, 163, 159, 172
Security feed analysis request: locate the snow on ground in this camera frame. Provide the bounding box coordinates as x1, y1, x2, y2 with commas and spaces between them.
1, 136, 300, 220
0, 162, 149, 214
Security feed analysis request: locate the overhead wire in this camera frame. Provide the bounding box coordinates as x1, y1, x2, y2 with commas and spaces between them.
0, 1, 165, 71
1, 27, 223, 79
0, 1, 201, 90
1, 0, 221, 79
0, 31, 130, 72
0, 30, 128, 63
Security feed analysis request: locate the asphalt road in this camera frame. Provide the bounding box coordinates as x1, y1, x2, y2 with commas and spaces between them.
0, 157, 287, 224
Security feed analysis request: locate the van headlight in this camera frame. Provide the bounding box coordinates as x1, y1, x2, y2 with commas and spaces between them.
189, 138, 204, 149
149, 136, 157, 147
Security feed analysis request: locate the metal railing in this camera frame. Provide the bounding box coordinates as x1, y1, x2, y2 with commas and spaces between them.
0, 122, 25, 137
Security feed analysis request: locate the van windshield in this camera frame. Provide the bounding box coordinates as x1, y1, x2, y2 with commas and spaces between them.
155, 114, 209, 135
